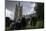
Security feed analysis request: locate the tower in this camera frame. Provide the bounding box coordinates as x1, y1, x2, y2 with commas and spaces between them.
14, 2, 22, 21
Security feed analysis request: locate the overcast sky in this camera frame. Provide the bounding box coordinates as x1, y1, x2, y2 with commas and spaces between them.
5, 1, 36, 20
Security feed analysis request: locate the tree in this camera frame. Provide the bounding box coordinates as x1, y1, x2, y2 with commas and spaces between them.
36, 3, 44, 20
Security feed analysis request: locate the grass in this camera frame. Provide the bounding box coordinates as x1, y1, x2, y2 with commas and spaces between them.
6, 20, 44, 31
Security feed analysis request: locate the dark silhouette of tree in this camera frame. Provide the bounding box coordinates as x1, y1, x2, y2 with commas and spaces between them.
36, 3, 44, 20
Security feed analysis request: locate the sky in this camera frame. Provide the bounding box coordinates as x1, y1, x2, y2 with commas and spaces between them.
5, 1, 36, 20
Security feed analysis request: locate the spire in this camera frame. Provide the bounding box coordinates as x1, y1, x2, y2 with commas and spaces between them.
18, 1, 20, 7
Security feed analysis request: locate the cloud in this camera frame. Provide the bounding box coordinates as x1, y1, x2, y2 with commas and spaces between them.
6, 8, 14, 20
5, 1, 36, 20
22, 2, 36, 15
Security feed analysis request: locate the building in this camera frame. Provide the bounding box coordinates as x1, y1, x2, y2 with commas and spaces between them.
14, 2, 22, 21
